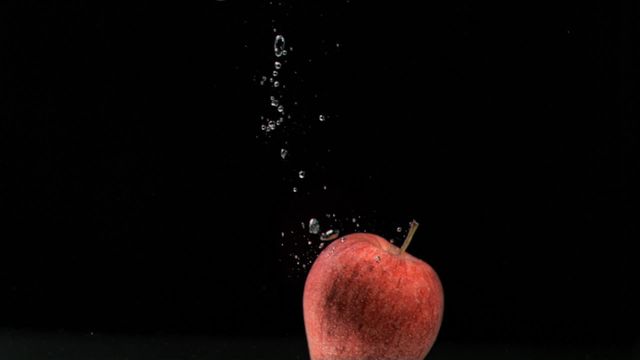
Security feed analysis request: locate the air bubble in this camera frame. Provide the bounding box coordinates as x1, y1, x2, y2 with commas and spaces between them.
293, 187, 297, 193
280, 148, 288, 159
309, 218, 320, 234
320, 229, 340, 241
299, 170, 306, 179
274, 35, 285, 57
277, 105, 284, 113
273, 70, 279, 77
274, 81, 280, 87
319, 114, 325, 122
397, 227, 402, 232
274, 61, 282, 69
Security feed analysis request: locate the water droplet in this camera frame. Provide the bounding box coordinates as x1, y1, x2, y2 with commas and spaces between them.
319, 114, 325, 122
271, 98, 279, 107
397, 227, 402, 232
274, 61, 282, 69
309, 218, 320, 234
280, 148, 288, 159
320, 229, 340, 241
274, 81, 280, 87
281, 232, 285, 237
375, 255, 381, 263
323, 185, 327, 190
277, 105, 284, 113
318, 243, 325, 249
390, 239, 395, 244
352, 218, 357, 223
340, 237, 345, 243
292, 187, 297, 193
274, 35, 285, 57
299, 170, 306, 179
282, 50, 288, 56
273, 70, 279, 77
261, 124, 266, 131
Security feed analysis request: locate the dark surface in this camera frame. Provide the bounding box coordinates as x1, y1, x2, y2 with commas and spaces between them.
0, 331, 634, 360
1, 0, 636, 359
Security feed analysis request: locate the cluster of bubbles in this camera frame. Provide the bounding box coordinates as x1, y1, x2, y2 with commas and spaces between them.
259, 34, 329, 194
259, 34, 291, 135
257, 30, 411, 275
281, 214, 414, 273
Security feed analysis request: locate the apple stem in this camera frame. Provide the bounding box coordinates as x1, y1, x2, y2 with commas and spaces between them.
399, 220, 419, 254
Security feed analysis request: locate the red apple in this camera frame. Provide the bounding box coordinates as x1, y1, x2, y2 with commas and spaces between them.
303, 221, 444, 360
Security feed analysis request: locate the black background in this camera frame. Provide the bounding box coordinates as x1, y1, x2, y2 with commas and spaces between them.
1, 1, 636, 359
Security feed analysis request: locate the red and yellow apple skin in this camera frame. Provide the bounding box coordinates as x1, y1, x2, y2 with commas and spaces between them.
303, 233, 444, 360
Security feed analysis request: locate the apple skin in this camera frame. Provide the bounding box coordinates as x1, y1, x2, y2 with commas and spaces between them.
303, 233, 444, 360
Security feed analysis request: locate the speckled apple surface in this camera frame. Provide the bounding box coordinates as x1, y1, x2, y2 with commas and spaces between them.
303, 233, 444, 360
